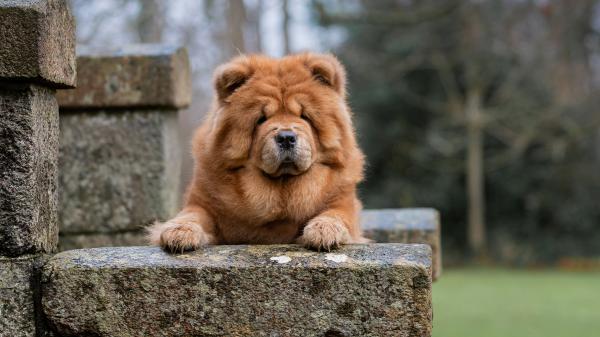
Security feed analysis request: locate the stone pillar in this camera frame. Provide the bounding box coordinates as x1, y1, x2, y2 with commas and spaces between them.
56, 44, 191, 250
0, 0, 76, 335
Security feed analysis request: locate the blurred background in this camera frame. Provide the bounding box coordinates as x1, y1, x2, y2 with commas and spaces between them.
69, 1, 600, 336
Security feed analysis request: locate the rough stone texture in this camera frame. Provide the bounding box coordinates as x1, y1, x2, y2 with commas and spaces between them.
362, 208, 442, 280
0, 255, 49, 337
58, 231, 146, 251
0, 84, 59, 257
56, 44, 191, 108
42, 244, 432, 337
56, 44, 188, 237
0, 0, 76, 88
58, 109, 181, 234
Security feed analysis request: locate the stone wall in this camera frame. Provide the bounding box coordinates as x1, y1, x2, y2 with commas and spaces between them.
42, 244, 432, 337
362, 208, 442, 280
56, 45, 191, 250
0, 1, 75, 335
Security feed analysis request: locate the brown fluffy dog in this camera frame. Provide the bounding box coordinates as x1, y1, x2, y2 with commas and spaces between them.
148, 53, 368, 252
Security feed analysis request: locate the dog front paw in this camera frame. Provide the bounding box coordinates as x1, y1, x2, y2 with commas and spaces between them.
297, 216, 350, 251
147, 221, 211, 253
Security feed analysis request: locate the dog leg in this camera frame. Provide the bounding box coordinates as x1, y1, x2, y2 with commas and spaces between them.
147, 206, 216, 253
297, 195, 367, 251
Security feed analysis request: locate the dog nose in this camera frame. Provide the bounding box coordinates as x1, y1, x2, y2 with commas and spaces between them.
275, 131, 297, 150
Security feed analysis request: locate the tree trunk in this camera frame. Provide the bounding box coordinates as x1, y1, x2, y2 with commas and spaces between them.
465, 88, 487, 259
247, 0, 263, 53
542, 0, 595, 105
136, 0, 163, 43
282, 0, 291, 54
226, 0, 247, 56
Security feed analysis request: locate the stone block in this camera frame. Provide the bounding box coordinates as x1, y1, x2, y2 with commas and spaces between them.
0, 255, 48, 337
0, 84, 59, 257
362, 208, 442, 280
58, 231, 147, 251
56, 44, 191, 108
42, 244, 432, 337
0, 0, 76, 88
58, 109, 181, 234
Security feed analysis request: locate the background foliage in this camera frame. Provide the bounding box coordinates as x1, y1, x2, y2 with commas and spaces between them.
317, 0, 600, 263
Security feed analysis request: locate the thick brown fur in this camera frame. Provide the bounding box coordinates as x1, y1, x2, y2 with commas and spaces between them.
148, 53, 368, 253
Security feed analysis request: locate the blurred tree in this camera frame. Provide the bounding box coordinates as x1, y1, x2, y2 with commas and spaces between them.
225, 0, 247, 55
283, 0, 292, 54
246, 0, 263, 53
542, 0, 595, 104
316, 0, 600, 262
135, 0, 163, 43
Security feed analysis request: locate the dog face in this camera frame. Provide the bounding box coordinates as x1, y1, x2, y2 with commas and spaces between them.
207, 53, 354, 179
253, 112, 315, 177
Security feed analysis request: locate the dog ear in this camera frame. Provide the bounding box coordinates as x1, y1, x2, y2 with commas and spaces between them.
214, 57, 253, 102
209, 112, 254, 168
305, 53, 347, 96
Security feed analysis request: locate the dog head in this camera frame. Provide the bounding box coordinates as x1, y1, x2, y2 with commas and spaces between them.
207, 53, 355, 178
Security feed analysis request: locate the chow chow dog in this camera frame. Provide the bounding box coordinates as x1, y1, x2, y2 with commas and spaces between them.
148, 53, 368, 252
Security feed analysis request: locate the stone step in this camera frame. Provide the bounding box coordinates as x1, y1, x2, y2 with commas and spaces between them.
42, 244, 432, 337
57, 208, 442, 282
362, 208, 441, 280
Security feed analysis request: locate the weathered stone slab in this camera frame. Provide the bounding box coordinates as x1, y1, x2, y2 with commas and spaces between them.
0, 0, 76, 88
361, 208, 441, 280
42, 244, 432, 337
58, 109, 181, 234
0, 255, 48, 337
59, 231, 146, 251
0, 84, 59, 257
57, 44, 191, 108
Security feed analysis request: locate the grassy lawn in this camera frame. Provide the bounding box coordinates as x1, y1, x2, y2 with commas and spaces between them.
433, 268, 600, 337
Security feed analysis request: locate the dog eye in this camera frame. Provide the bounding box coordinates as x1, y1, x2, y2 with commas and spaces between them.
313, 74, 331, 86
257, 115, 267, 125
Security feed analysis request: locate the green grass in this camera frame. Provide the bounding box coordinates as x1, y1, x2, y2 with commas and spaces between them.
432, 268, 600, 337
